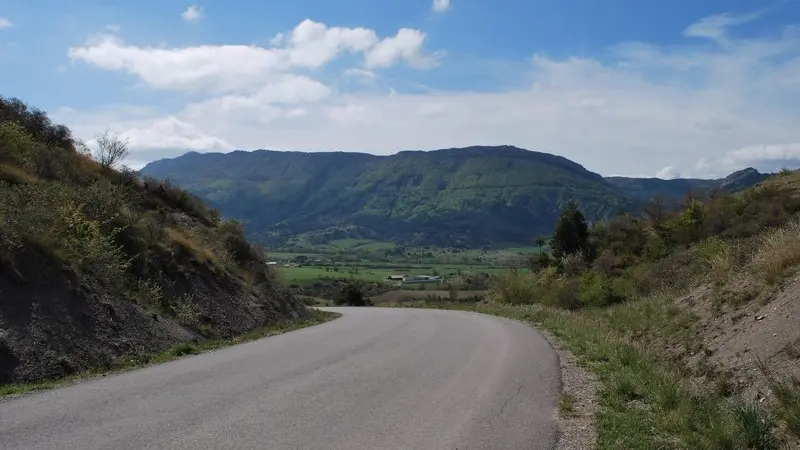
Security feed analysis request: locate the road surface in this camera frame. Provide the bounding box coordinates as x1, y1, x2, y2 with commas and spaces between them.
0, 307, 561, 450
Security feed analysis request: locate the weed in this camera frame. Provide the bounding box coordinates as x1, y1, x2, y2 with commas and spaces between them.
731, 400, 779, 450
559, 393, 578, 418
168, 343, 200, 357
760, 363, 800, 439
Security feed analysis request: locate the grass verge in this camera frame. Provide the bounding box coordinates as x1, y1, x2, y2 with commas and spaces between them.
0, 309, 340, 398
393, 299, 794, 449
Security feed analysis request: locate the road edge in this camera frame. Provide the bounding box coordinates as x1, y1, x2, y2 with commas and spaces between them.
1, 310, 342, 400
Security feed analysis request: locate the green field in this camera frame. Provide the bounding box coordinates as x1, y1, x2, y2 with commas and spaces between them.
278, 263, 528, 285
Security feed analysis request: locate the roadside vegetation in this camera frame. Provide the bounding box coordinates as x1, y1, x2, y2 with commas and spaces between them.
398, 179, 800, 448
0, 95, 314, 386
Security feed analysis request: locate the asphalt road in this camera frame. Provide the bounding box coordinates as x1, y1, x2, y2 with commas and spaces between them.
0, 307, 561, 450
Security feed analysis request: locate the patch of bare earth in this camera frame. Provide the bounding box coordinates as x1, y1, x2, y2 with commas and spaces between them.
537, 327, 599, 450
680, 274, 800, 447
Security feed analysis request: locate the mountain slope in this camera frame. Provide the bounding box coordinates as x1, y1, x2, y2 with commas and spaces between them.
605, 168, 768, 203
142, 146, 633, 247
0, 96, 308, 383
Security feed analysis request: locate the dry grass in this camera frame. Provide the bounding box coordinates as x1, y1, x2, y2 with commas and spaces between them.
752, 219, 800, 283
166, 227, 221, 267
708, 244, 738, 285
0, 164, 41, 184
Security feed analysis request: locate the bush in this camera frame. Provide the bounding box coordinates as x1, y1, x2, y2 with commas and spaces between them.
578, 271, 624, 307
0, 121, 35, 168
0, 96, 74, 150
335, 282, 372, 306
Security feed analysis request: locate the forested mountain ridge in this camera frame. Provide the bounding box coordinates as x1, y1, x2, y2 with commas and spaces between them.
141, 146, 767, 247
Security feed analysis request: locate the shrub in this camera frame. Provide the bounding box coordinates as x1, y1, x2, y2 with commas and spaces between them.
140, 210, 166, 248
578, 271, 624, 307
50, 202, 130, 288
0, 121, 35, 168
30, 143, 68, 179
559, 251, 588, 276
335, 282, 372, 306
490, 270, 540, 305
172, 293, 201, 327
0, 96, 74, 150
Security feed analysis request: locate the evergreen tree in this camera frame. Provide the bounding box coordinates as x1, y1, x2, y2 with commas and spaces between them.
551, 199, 592, 259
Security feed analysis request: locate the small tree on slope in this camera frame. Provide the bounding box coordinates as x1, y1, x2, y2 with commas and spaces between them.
551, 199, 593, 260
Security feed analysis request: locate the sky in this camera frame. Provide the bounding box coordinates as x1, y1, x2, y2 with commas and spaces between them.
2, 1, 800, 178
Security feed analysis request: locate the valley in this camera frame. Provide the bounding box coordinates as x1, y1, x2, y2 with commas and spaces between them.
2, 94, 798, 449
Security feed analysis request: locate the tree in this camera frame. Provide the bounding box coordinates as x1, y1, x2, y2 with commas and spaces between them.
551, 199, 592, 260
534, 235, 546, 255
529, 235, 551, 271
93, 130, 129, 169
335, 282, 372, 306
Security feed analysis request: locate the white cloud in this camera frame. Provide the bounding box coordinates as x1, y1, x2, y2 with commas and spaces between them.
365, 28, 440, 69
683, 11, 763, 42
0, 17, 12, 29
181, 5, 204, 22
432, 0, 451, 13
722, 143, 800, 166
104, 24, 120, 32
655, 166, 680, 179
61, 11, 800, 177
269, 32, 284, 46
344, 68, 377, 79
68, 19, 436, 94
286, 19, 378, 68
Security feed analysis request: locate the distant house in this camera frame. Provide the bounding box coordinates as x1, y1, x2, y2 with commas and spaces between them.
266, 261, 278, 265
387, 275, 405, 281
400, 275, 443, 285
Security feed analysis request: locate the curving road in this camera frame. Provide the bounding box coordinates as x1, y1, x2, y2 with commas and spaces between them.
0, 307, 561, 450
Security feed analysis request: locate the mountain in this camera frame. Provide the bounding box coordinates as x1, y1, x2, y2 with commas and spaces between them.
603, 177, 719, 203
605, 168, 768, 203
141, 146, 632, 247
141, 146, 767, 248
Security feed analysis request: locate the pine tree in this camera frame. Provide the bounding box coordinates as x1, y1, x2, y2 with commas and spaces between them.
551, 199, 592, 259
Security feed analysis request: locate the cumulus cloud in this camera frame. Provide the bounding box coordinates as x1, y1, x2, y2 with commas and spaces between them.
181, 5, 204, 22
61, 11, 800, 177
432, 0, 451, 13
0, 17, 12, 29
68, 19, 436, 94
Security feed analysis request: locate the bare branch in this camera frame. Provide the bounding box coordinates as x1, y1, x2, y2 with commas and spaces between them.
94, 130, 130, 169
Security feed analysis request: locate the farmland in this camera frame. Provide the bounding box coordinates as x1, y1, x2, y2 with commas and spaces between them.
268, 241, 535, 300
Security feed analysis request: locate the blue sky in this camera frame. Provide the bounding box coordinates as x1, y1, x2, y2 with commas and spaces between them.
2, 0, 800, 177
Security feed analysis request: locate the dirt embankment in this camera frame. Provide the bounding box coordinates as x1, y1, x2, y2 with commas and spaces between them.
682, 277, 800, 401
0, 248, 308, 383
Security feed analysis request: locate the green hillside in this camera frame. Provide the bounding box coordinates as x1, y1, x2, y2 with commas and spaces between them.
142, 146, 632, 247
141, 147, 767, 248
0, 95, 310, 384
